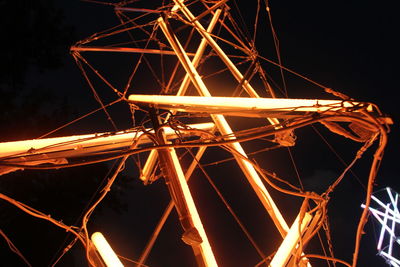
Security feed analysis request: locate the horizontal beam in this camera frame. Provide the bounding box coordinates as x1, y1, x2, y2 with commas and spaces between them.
114, 7, 162, 13
0, 122, 214, 161
70, 46, 196, 56
128, 94, 377, 118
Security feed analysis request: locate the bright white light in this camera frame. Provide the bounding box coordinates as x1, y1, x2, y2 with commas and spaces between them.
362, 188, 400, 266
91, 232, 124, 267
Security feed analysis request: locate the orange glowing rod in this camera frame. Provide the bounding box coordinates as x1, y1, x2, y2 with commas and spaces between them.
91, 232, 124, 267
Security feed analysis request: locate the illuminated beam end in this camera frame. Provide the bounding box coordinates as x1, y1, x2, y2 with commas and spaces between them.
0, 122, 214, 176
128, 94, 381, 119
168, 148, 218, 266
91, 232, 124, 267
0, 122, 214, 161
269, 212, 312, 267
70, 46, 196, 56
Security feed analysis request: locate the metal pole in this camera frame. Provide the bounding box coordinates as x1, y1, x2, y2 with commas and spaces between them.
136, 146, 208, 266
149, 109, 218, 267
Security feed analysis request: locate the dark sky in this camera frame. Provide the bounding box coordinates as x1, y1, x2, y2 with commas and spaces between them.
1, 0, 398, 266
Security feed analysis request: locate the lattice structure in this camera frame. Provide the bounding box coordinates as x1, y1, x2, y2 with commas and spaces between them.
0, 1, 393, 266
362, 188, 400, 266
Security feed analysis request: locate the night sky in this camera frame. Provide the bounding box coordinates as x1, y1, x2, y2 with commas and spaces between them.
1, 1, 398, 267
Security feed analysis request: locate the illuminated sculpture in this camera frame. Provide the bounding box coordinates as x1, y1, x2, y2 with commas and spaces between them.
0, 1, 393, 266
362, 188, 400, 266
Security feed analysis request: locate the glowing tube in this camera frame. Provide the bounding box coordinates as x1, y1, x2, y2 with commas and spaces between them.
377, 204, 390, 250
269, 212, 312, 267
128, 94, 373, 115
91, 232, 124, 267
0, 122, 215, 158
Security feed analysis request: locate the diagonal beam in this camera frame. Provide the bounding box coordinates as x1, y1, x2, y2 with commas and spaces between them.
172, 0, 281, 127
140, 9, 222, 182
149, 109, 218, 266
137, 146, 208, 266
269, 212, 312, 267
157, 16, 290, 237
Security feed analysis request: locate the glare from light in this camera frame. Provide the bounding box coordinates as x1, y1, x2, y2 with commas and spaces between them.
91, 232, 124, 267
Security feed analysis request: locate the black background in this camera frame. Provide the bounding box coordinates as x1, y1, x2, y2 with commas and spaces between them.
1, 1, 398, 266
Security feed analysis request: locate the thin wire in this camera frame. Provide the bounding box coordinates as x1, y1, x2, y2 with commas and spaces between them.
253, 0, 261, 43
300, 254, 351, 267
0, 229, 32, 267
352, 117, 387, 267
201, 57, 251, 79
217, 142, 325, 201
216, 11, 252, 52
77, 15, 157, 46
50, 237, 78, 267
82, 156, 130, 267
117, 253, 150, 267
37, 99, 122, 139
73, 53, 119, 131
114, 10, 158, 38
311, 125, 366, 190
230, 0, 253, 47
0, 193, 86, 248
185, 148, 268, 260
252, 158, 302, 192
315, 231, 333, 267
114, 11, 163, 97
264, 0, 288, 97
287, 147, 304, 190
323, 217, 336, 267
172, 10, 253, 55
81, 0, 117, 6
48, 159, 120, 266
256, 53, 331, 90
201, 143, 281, 167
323, 135, 377, 198
162, 26, 196, 94
73, 52, 123, 98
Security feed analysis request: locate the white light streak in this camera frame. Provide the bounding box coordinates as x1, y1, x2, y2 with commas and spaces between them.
362, 188, 400, 266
